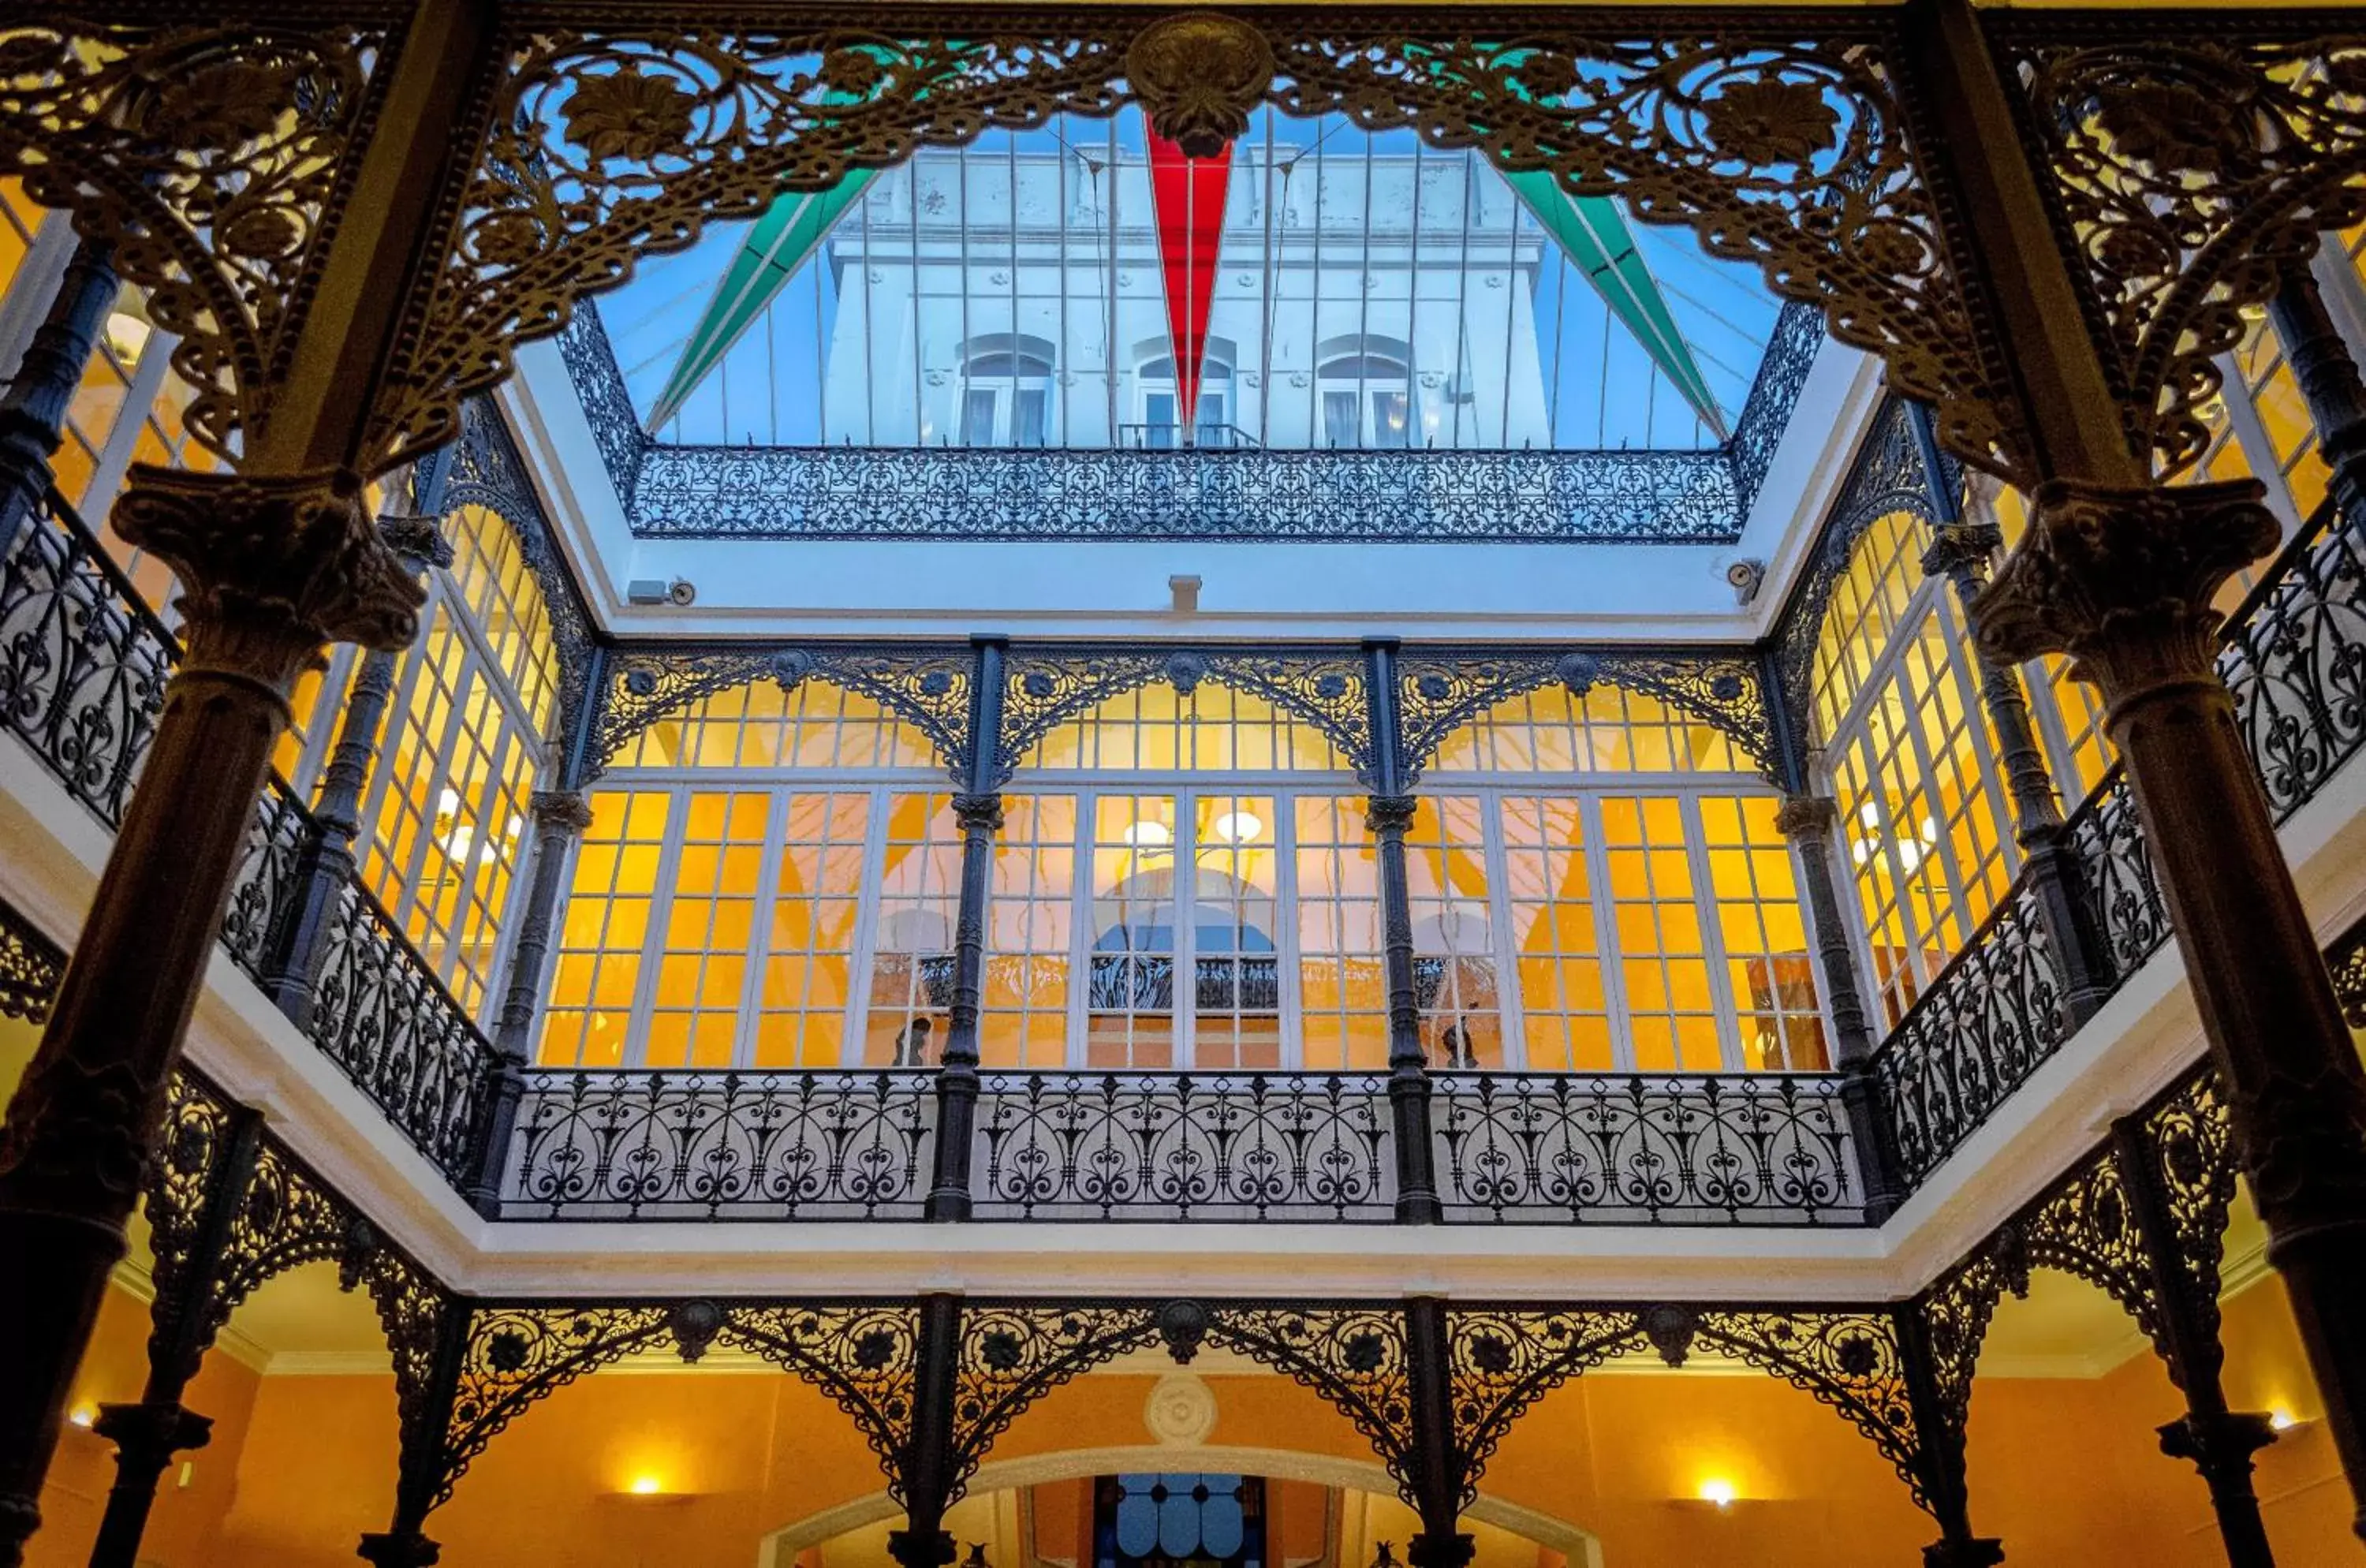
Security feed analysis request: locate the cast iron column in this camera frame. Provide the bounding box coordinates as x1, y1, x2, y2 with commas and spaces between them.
2109, 1114, 2279, 1568
927, 638, 1006, 1223
2268, 270, 2366, 527
1401, 1297, 1473, 1568
463, 788, 594, 1216
1919, 512, 2114, 1026
0, 471, 422, 1566
1773, 793, 1905, 1219
1909, 0, 2366, 1534
0, 237, 117, 554
1363, 640, 1441, 1224
890, 1294, 965, 1568
1896, 1303, 2002, 1566
356, 1301, 468, 1568
256, 513, 453, 1023
84, 1103, 266, 1568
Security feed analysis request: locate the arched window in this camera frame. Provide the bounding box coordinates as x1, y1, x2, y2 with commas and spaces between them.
957, 332, 1055, 446
1316, 333, 1415, 449
1134, 334, 1241, 448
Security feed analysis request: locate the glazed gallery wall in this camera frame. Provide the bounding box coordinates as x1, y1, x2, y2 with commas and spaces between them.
24, 1262, 2362, 1568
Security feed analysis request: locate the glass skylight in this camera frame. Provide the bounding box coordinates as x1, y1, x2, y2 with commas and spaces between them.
597, 105, 1782, 454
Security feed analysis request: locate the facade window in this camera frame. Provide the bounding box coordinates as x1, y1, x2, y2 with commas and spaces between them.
1316, 338, 1416, 449
865, 794, 961, 1066
1136, 350, 1236, 448
984, 795, 1080, 1070
620, 679, 939, 770
1810, 513, 2016, 1026
957, 334, 1054, 447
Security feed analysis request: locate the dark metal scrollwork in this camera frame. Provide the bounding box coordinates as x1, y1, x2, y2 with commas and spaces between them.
593, 642, 973, 778
950, 1305, 1161, 1495
1203, 1305, 1417, 1498
434, 1305, 677, 1504
721, 1304, 925, 1497
1686, 1310, 1930, 1511
1442, 1309, 1642, 1507
1393, 647, 1775, 785
0, 890, 63, 1023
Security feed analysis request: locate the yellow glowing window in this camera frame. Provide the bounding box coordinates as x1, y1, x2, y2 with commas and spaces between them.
862, 793, 961, 1067
1498, 797, 1613, 1072
1292, 796, 1386, 1072
1427, 683, 1745, 775
754, 791, 871, 1067
1019, 681, 1353, 774
1810, 509, 1928, 745
541, 792, 671, 1067
1701, 797, 1826, 1072
1406, 796, 1500, 1068
982, 794, 1077, 1070
621, 678, 941, 770
446, 502, 560, 737
644, 791, 770, 1070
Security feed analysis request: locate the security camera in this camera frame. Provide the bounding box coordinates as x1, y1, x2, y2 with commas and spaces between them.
1726, 558, 1767, 607
666, 577, 697, 607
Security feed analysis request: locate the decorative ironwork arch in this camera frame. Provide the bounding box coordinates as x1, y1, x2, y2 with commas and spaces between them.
1393, 648, 1777, 785
1442, 1307, 1644, 1508
949, 1304, 1162, 1497
995, 648, 1374, 786
722, 1304, 926, 1499
1187, 1303, 1419, 1499
437, 397, 601, 745
1766, 397, 1944, 744
592, 643, 975, 779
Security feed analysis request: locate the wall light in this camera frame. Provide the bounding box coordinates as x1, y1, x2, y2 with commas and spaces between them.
67, 1406, 96, 1430
1122, 819, 1174, 850
1696, 1478, 1737, 1509
1209, 811, 1263, 846
628, 1475, 665, 1496
2271, 1408, 2301, 1432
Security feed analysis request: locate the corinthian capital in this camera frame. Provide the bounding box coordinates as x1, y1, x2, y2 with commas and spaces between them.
1970, 478, 2277, 709
112, 465, 425, 689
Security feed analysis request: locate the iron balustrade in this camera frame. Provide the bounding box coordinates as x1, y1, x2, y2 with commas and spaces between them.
502, 1070, 936, 1219
0, 486, 173, 825
1868, 492, 2366, 1187
1430, 1071, 1861, 1224
970, 1071, 1394, 1222
0, 482, 498, 1183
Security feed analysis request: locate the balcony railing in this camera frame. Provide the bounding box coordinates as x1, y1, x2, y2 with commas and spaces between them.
0, 487, 501, 1183
9, 469, 2365, 1226
1868, 493, 2366, 1185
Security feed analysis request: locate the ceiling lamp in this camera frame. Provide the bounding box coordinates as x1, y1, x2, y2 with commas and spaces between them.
1208, 811, 1263, 846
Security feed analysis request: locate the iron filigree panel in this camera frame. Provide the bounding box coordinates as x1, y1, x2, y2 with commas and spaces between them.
1442, 1308, 1643, 1506
1688, 1309, 1928, 1512
1917, 1247, 2025, 1441
950, 1305, 1162, 1496
0, 890, 63, 1023
1998, 18, 2366, 480
2140, 1073, 2240, 1346
721, 1304, 925, 1497
2217, 496, 2366, 823
2017, 1147, 2162, 1353
995, 647, 1372, 784
628, 443, 1745, 543
503, 1070, 935, 1219
556, 300, 646, 510
2062, 771, 2171, 980
1394, 647, 1776, 784
1728, 299, 1829, 520
436, 1305, 679, 1502
1203, 1305, 1416, 1498
595, 643, 974, 779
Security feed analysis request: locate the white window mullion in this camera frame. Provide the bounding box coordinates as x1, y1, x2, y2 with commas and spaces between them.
1935, 595, 2023, 880
1272, 792, 1306, 1071
2214, 349, 2305, 536
1062, 790, 1094, 1070
1578, 794, 1636, 1073
843, 784, 895, 1069
1477, 792, 1528, 1073
354, 609, 440, 879
1891, 645, 1976, 990
623, 799, 691, 1069
1679, 793, 1748, 1073
80, 340, 174, 511
729, 784, 792, 1067
1174, 790, 1199, 1071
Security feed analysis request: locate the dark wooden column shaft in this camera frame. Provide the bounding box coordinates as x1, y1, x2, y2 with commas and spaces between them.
888, 1294, 965, 1568
2108, 1117, 2279, 1568
1908, 0, 2366, 1537
1401, 1297, 1474, 1568
1773, 795, 1906, 1219
2268, 271, 2366, 526
84, 1105, 267, 1568
0, 238, 116, 554
0, 2, 495, 1556
1364, 640, 1440, 1224
927, 638, 1006, 1222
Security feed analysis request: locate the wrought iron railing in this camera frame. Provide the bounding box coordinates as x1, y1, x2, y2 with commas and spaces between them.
0, 487, 174, 825
502, 1070, 935, 1219
0, 483, 496, 1183
1868, 492, 2366, 1188
1431, 1071, 1860, 1223
971, 1071, 1394, 1222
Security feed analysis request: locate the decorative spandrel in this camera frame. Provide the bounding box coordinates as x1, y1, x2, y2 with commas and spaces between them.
722, 1304, 924, 1497
1998, 20, 2366, 480
950, 1305, 1161, 1495
1917, 1249, 2025, 1441
1394, 648, 1775, 784
1203, 1305, 1416, 1497
995, 648, 1371, 784
595, 643, 973, 778
0, 18, 396, 465
2141, 1073, 2241, 1341
1683, 1310, 1929, 1513
142, 1074, 246, 1366
2017, 1149, 2163, 1356
437, 1305, 677, 1503
1442, 1309, 1642, 1506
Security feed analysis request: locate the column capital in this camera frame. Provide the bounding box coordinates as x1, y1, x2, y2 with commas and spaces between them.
528, 790, 595, 836
1774, 793, 1838, 839
1366, 793, 1420, 834
91, 1401, 212, 1466
113, 466, 424, 690
950, 793, 1005, 834
376, 511, 453, 576
1918, 519, 2004, 587
1971, 477, 2276, 711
